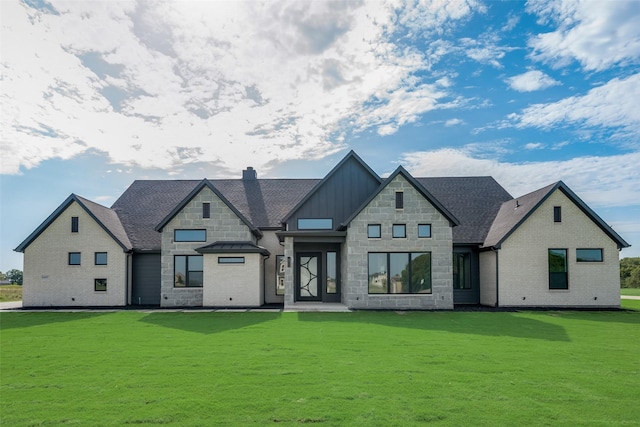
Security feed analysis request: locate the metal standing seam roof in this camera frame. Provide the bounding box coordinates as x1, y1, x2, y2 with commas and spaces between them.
195, 241, 270, 256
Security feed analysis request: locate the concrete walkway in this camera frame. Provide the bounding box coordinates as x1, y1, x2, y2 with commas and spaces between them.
622, 295, 640, 300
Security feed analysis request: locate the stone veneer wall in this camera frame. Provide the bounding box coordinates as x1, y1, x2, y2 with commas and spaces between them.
497, 190, 620, 307
23, 201, 127, 307
160, 187, 253, 307
344, 175, 454, 310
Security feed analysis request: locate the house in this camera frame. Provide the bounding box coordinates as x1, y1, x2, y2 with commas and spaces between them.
15, 151, 629, 309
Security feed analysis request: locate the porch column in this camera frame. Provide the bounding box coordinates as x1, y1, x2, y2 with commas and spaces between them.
283, 236, 295, 308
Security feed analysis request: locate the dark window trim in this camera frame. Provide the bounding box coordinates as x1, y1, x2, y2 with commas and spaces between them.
576, 248, 604, 263
297, 218, 333, 230
367, 224, 381, 238
218, 256, 245, 264
174, 229, 207, 242
203, 203, 210, 219
395, 192, 404, 209
71, 216, 79, 233
548, 248, 568, 290
392, 224, 406, 238
95, 252, 108, 265
174, 255, 204, 288
418, 224, 432, 238
367, 252, 432, 295
94, 278, 107, 292
554, 206, 562, 223
69, 252, 81, 265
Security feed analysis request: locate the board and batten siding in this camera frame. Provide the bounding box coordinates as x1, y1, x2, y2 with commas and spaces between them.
22, 202, 127, 307
497, 190, 620, 307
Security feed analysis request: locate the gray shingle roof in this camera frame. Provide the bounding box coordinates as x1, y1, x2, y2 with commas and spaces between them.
417, 177, 513, 244
195, 241, 270, 255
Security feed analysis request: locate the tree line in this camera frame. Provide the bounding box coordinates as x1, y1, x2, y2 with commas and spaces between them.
0, 269, 23, 285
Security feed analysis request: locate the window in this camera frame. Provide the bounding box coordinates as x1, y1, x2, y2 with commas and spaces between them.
71, 216, 79, 233
297, 218, 333, 230
95, 252, 108, 265
549, 249, 568, 289
577, 248, 603, 262
69, 252, 81, 265
174, 229, 206, 242
174, 255, 203, 287
368, 252, 431, 294
418, 224, 431, 238
203, 203, 210, 219
276, 255, 285, 296
218, 257, 245, 264
94, 278, 107, 292
453, 253, 471, 289
554, 206, 562, 222
392, 224, 406, 238
395, 192, 404, 209
327, 251, 337, 294
368, 224, 381, 238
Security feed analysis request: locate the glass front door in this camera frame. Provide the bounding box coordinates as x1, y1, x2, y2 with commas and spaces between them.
297, 253, 322, 301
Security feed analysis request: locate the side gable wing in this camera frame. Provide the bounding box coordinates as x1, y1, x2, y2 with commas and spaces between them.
483, 181, 630, 249
14, 194, 132, 252
154, 179, 262, 237
281, 151, 382, 230
341, 166, 460, 228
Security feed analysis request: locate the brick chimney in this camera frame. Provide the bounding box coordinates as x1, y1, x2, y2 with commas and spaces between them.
242, 166, 257, 180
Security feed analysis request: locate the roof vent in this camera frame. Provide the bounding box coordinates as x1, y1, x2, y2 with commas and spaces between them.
242, 167, 257, 180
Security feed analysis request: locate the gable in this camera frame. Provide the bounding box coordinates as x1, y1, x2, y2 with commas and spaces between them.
282, 151, 382, 231
15, 195, 131, 253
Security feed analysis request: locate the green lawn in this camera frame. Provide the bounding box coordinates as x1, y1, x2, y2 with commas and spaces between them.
620, 288, 640, 296
1, 310, 639, 426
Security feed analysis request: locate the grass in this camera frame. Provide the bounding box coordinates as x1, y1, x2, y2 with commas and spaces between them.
0, 285, 22, 302
620, 288, 640, 296
1, 310, 639, 426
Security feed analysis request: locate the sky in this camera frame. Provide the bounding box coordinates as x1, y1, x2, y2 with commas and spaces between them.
1, 0, 639, 272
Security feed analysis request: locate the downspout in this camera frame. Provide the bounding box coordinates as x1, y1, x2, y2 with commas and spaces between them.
494, 248, 499, 308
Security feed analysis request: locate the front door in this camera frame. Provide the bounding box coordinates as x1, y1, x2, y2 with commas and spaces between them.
296, 253, 322, 301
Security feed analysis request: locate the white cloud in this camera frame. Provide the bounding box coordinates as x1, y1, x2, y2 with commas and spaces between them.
506, 70, 559, 92
524, 142, 544, 150
445, 118, 464, 127
507, 73, 640, 138
527, 0, 640, 71
400, 147, 640, 208
0, 0, 479, 175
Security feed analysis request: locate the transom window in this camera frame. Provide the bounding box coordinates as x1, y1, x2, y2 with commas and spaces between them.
392, 224, 406, 238
297, 218, 333, 230
95, 252, 108, 265
418, 224, 431, 238
368, 224, 381, 238
218, 257, 245, 264
368, 252, 432, 294
174, 255, 203, 287
94, 278, 107, 292
69, 252, 81, 265
576, 248, 603, 262
174, 229, 207, 242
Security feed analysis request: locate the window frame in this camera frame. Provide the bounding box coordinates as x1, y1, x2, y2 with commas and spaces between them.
94, 252, 108, 265
392, 224, 406, 238
71, 216, 79, 233
548, 248, 568, 290
576, 248, 603, 263
367, 224, 381, 238
367, 252, 432, 295
203, 203, 210, 219
218, 256, 245, 264
94, 278, 107, 292
174, 255, 204, 288
276, 255, 285, 296
418, 224, 432, 238
553, 206, 562, 223
395, 191, 404, 209
297, 218, 333, 230
68, 252, 81, 266
174, 229, 207, 242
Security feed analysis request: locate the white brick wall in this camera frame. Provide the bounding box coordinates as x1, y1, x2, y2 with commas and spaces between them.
497, 190, 620, 307
23, 202, 127, 307
202, 253, 263, 306
479, 250, 497, 306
